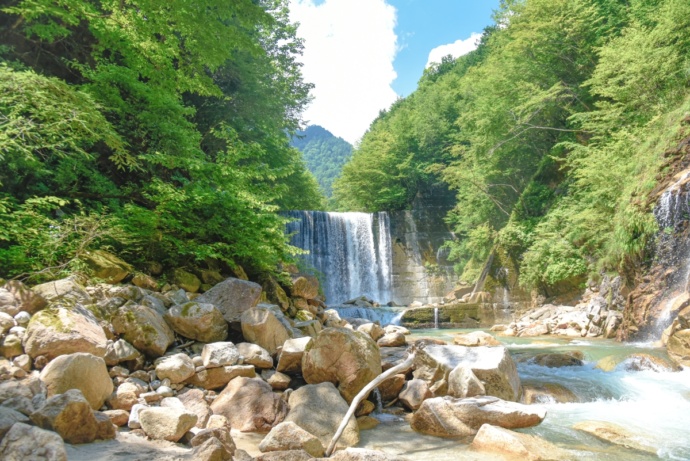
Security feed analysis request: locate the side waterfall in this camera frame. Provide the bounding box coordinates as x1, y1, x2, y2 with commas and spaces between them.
286, 211, 393, 305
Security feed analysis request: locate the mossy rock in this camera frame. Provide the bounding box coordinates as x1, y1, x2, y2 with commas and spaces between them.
400, 304, 481, 328
82, 250, 132, 284
173, 268, 201, 293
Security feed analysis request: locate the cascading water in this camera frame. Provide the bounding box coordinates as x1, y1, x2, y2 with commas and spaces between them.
285, 211, 392, 305
433, 307, 439, 329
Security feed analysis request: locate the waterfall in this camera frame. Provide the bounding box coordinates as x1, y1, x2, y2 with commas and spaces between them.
434, 307, 439, 329
286, 211, 393, 305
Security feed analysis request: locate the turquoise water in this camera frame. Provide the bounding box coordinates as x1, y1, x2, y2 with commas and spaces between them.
360, 329, 690, 460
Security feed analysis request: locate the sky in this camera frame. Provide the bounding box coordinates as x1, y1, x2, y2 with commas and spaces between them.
288, 0, 500, 144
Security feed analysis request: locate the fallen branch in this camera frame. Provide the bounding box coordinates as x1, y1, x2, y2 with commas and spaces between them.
325, 350, 417, 457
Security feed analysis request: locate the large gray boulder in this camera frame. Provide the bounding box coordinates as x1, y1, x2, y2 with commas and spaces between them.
413, 345, 520, 401
411, 396, 546, 438
210, 377, 287, 433
302, 327, 381, 403
39, 352, 113, 410
241, 305, 293, 355
196, 278, 262, 323
0, 422, 67, 461
284, 382, 359, 449
111, 303, 174, 357
23, 307, 107, 360
164, 302, 228, 343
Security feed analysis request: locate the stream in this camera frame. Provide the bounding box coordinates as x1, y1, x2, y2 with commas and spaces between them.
360, 329, 690, 460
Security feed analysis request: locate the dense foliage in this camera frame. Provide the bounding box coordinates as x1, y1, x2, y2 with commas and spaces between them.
0, 0, 323, 280
290, 125, 352, 202
334, 0, 690, 290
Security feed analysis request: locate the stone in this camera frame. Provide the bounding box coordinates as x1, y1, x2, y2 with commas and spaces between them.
3, 280, 47, 314
255, 450, 312, 461
356, 416, 380, 431
178, 388, 212, 428
259, 421, 325, 457
519, 323, 550, 337
531, 352, 584, 368
139, 407, 198, 442
0, 288, 18, 317
263, 370, 292, 391
23, 307, 107, 360
572, 420, 657, 455
112, 303, 174, 357
173, 268, 202, 293
0, 422, 67, 461
103, 338, 141, 366
289, 276, 319, 300
32, 278, 90, 304
103, 409, 129, 426
191, 437, 233, 461
30, 389, 99, 444
185, 364, 256, 390
93, 410, 117, 440
377, 332, 406, 347
207, 414, 230, 430
295, 320, 323, 338
384, 325, 410, 335
379, 373, 406, 401
413, 345, 521, 401
241, 305, 293, 354
13, 311, 30, 327
127, 403, 148, 429
329, 448, 404, 460
165, 302, 228, 343
471, 423, 573, 460
0, 379, 34, 403
521, 383, 578, 404
411, 396, 546, 438
191, 427, 236, 458
82, 250, 132, 283
453, 331, 501, 347
285, 382, 359, 448
210, 377, 288, 433
448, 366, 486, 399
0, 407, 30, 439
196, 278, 262, 323
357, 323, 384, 341
0, 334, 23, 358
155, 353, 195, 384
236, 342, 273, 368
667, 328, 690, 367
277, 337, 312, 374
302, 327, 381, 403
398, 379, 432, 410
0, 312, 15, 335
132, 273, 158, 291
107, 382, 142, 411
40, 352, 113, 409
201, 342, 240, 368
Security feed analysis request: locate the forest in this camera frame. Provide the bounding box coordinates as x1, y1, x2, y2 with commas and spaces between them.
333, 0, 690, 291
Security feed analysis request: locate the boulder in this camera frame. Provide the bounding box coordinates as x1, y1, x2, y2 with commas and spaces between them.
23, 307, 107, 360
131, 273, 158, 291
241, 305, 293, 354
191, 437, 233, 461
531, 352, 583, 368
185, 364, 255, 390
81, 250, 132, 284
414, 345, 520, 401
2, 280, 47, 315
178, 388, 212, 428
103, 409, 129, 427
264, 370, 292, 391
40, 352, 113, 410
284, 382, 359, 449
447, 366, 486, 399
138, 407, 198, 442
302, 327, 381, 403
32, 278, 90, 304
259, 421, 325, 458
164, 302, 228, 343
377, 332, 406, 347
410, 396, 546, 438
0, 312, 14, 335
0, 288, 19, 317
0, 334, 23, 359
521, 383, 578, 404
667, 328, 690, 367
106, 382, 142, 411
196, 278, 262, 323
210, 377, 287, 433
398, 379, 432, 410
191, 427, 236, 460
573, 420, 657, 455
30, 389, 99, 444
202, 342, 240, 369
0, 407, 30, 439
289, 276, 319, 300
111, 303, 174, 357
378, 373, 406, 402
357, 323, 384, 341
93, 410, 117, 440
277, 337, 312, 374
0, 422, 67, 461
173, 268, 202, 293
236, 342, 273, 369
471, 423, 573, 460
453, 331, 501, 347
518, 323, 550, 337
103, 339, 141, 366
155, 353, 195, 384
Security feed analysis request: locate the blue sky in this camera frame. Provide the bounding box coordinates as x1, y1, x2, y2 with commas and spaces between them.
289, 0, 500, 144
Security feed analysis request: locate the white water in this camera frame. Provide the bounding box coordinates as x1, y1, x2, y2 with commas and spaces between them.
361, 330, 690, 460
434, 307, 439, 329
329, 305, 404, 326
286, 211, 392, 304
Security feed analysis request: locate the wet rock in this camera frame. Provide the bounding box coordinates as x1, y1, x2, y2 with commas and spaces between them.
398, 379, 432, 410
23, 307, 107, 360
667, 328, 690, 367
521, 383, 578, 404
241, 305, 293, 355
259, 421, 325, 457
164, 302, 228, 343
210, 377, 287, 433
277, 337, 312, 374
285, 382, 359, 449
573, 420, 657, 455
40, 352, 113, 409
411, 396, 546, 437
236, 342, 273, 369
531, 352, 584, 368
155, 353, 195, 384
82, 250, 132, 284
0, 422, 67, 461
185, 364, 255, 390
112, 303, 174, 357
471, 423, 573, 460
453, 331, 501, 347
202, 342, 240, 368
196, 278, 262, 323
139, 406, 198, 442
302, 327, 381, 403
30, 389, 99, 444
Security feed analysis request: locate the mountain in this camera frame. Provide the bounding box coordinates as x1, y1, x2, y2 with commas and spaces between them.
291, 125, 353, 199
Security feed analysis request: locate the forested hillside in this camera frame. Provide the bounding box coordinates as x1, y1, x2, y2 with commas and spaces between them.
291, 125, 352, 200
0, 0, 323, 280
334, 0, 690, 291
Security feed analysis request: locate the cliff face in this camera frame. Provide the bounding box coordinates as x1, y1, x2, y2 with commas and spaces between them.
388, 184, 459, 305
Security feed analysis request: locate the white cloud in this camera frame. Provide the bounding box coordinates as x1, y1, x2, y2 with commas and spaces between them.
289, 0, 399, 145
426, 32, 482, 68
